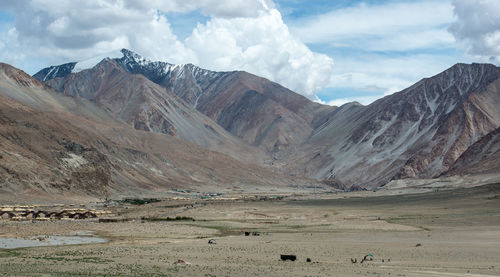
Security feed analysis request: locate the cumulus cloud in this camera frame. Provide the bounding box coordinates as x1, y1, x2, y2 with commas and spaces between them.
186, 9, 333, 97
326, 95, 384, 107
284, 0, 459, 104
290, 0, 455, 51
449, 0, 500, 64
0, 27, 25, 65
324, 53, 459, 106
0, 0, 331, 99
0, 0, 195, 64
123, 0, 273, 18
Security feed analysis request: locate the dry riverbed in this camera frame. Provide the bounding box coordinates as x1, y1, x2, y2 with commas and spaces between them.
1, 183, 499, 276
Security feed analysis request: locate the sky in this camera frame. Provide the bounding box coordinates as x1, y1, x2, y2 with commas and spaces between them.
0, 0, 499, 106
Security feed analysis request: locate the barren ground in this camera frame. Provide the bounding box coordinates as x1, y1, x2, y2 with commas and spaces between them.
1, 183, 499, 276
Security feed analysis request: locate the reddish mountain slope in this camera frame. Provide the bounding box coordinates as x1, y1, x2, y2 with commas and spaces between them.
0, 63, 321, 201
444, 126, 500, 176
279, 63, 500, 187
44, 49, 334, 152
42, 58, 266, 164
32, 51, 500, 188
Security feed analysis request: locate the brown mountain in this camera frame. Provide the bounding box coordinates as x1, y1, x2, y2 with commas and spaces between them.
115, 49, 333, 152
278, 63, 500, 188
42, 58, 266, 164
0, 63, 321, 202
36, 49, 333, 153
444, 126, 500, 176
32, 50, 500, 189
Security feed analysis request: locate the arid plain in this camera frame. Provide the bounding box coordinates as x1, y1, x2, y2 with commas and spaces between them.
1, 1, 500, 276
1, 183, 499, 277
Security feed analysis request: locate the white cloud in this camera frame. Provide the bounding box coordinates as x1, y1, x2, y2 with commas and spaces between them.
364, 29, 455, 52
324, 51, 461, 106
186, 9, 333, 97
0, 0, 193, 64
325, 53, 460, 104
123, 0, 273, 18
283, 0, 462, 105
290, 0, 455, 49
327, 95, 384, 107
0, 0, 332, 98
3, 0, 484, 104
449, 0, 500, 64
198, 0, 274, 18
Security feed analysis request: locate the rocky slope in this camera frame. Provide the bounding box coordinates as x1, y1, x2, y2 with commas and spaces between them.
38, 58, 266, 164
279, 63, 500, 188
114, 49, 334, 152
444, 126, 500, 176
0, 63, 322, 201
32, 62, 77, 82
35, 49, 333, 153
32, 51, 500, 189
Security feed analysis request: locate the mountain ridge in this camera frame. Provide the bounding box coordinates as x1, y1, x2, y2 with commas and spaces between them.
1, 63, 322, 202
275, 62, 500, 187
38, 58, 268, 165
31, 51, 500, 190
34, 49, 335, 153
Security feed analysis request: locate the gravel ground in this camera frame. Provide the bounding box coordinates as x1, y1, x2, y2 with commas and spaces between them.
0, 183, 499, 276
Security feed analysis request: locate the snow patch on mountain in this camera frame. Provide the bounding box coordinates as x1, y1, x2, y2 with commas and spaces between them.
72, 50, 123, 73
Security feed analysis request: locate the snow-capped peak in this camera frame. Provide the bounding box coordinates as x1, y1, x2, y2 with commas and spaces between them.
33, 48, 223, 89
120, 48, 151, 66
32, 50, 124, 82
72, 49, 123, 73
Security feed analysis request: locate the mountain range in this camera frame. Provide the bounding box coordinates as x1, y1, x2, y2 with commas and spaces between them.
0, 49, 498, 199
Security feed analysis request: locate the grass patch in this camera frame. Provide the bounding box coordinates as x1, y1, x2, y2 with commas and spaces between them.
33, 255, 113, 264
98, 218, 131, 223
184, 221, 259, 237
386, 214, 440, 222
120, 198, 161, 205
0, 249, 22, 258
141, 216, 195, 222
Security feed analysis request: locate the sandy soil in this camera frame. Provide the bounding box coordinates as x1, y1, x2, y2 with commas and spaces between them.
0, 183, 499, 276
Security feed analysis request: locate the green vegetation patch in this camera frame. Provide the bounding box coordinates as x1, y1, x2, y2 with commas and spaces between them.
141, 216, 195, 222
33, 255, 113, 264
120, 198, 162, 205
0, 249, 22, 258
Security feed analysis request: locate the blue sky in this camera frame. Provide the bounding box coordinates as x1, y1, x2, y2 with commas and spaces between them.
0, 10, 12, 21
166, 11, 209, 41
275, 0, 465, 104
0, 0, 498, 106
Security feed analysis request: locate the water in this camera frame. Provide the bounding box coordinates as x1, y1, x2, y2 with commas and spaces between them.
0, 235, 107, 249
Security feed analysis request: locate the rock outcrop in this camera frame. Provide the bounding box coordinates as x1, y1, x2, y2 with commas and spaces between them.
280, 63, 500, 188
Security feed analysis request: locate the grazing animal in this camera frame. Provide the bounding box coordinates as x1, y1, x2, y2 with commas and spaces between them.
360, 254, 373, 264
280, 254, 296, 261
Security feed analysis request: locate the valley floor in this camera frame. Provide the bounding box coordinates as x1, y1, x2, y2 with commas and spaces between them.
1, 183, 499, 276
